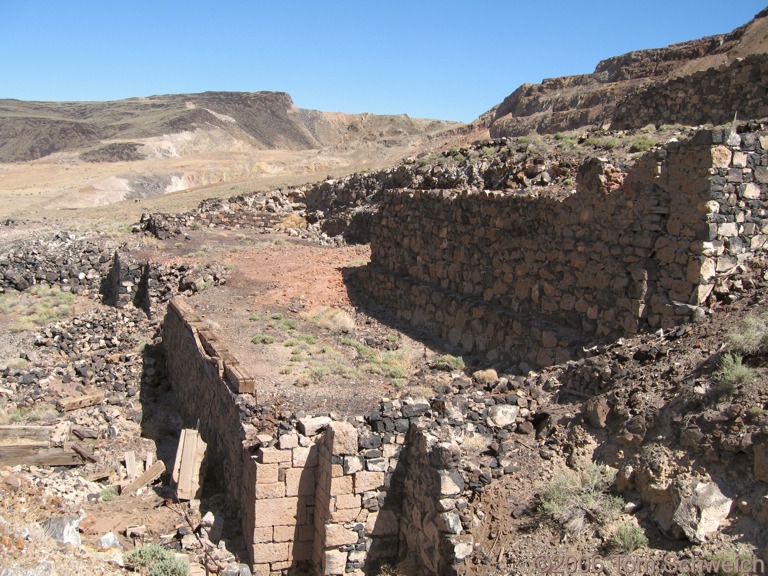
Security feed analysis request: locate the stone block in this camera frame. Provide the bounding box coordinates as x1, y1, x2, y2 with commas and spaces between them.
298, 416, 332, 436
331, 476, 354, 496
325, 524, 359, 547
254, 497, 300, 527
278, 433, 299, 450
343, 456, 365, 475
251, 563, 270, 576
335, 493, 361, 510
329, 421, 358, 454
354, 471, 385, 493
253, 526, 272, 543
252, 542, 289, 563
366, 458, 388, 472
742, 182, 762, 200
285, 467, 316, 497
254, 482, 286, 500
256, 463, 279, 485
330, 508, 360, 523
273, 525, 294, 542
290, 540, 313, 561
438, 470, 465, 496
270, 560, 293, 571
325, 550, 348, 575
293, 446, 318, 467
257, 447, 292, 464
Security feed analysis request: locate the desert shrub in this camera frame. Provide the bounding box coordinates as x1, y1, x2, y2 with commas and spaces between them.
251, 334, 276, 345
100, 486, 117, 502
432, 354, 465, 372
539, 464, 623, 535
715, 352, 753, 392
705, 549, 759, 576
612, 523, 648, 552
630, 136, 655, 153
727, 314, 768, 355
125, 544, 189, 576
341, 338, 377, 361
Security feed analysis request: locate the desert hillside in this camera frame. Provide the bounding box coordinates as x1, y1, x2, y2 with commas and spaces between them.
480, 7, 768, 137
0, 92, 461, 215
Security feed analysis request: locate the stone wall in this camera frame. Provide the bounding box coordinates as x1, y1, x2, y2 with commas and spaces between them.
163, 301, 532, 575
613, 55, 768, 130
362, 126, 768, 366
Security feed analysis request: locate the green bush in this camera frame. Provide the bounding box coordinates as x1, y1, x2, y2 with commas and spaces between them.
630, 137, 655, 153
125, 544, 189, 576
251, 334, 276, 345
612, 523, 648, 552
432, 354, 465, 372
100, 486, 117, 502
715, 352, 753, 392
539, 464, 623, 535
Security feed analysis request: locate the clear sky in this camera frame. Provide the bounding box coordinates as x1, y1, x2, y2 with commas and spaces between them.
1, 1, 766, 123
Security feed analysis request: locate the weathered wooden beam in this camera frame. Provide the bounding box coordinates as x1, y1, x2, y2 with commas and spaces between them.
0, 426, 54, 442
122, 460, 165, 495
125, 451, 137, 480
224, 362, 255, 395
0, 443, 83, 466
57, 393, 104, 412
172, 429, 206, 501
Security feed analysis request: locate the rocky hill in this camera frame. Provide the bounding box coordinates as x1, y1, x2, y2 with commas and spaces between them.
0, 92, 462, 214
480, 7, 768, 137
0, 91, 458, 163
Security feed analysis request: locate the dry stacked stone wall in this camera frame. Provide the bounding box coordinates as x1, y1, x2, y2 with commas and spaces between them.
162, 302, 548, 575
613, 55, 768, 130
362, 126, 768, 367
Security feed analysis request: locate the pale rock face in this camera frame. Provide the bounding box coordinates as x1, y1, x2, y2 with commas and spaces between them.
486, 404, 519, 428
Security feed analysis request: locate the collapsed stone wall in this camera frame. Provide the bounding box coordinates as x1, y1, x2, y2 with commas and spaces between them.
613, 54, 768, 130
162, 301, 543, 575
362, 126, 768, 366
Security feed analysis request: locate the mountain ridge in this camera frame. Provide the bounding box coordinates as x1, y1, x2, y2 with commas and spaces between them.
479, 7, 768, 137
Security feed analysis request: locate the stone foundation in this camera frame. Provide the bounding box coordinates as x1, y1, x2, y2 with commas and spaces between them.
162, 300, 500, 576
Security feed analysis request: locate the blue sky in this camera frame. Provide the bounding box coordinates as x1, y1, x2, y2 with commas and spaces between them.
1, 1, 765, 122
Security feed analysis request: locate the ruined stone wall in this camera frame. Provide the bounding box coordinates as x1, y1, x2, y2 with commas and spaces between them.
362, 127, 768, 366
613, 55, 768, 129
162, 301, 499, 575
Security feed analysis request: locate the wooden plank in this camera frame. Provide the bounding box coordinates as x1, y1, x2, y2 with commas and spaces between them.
172, 429, 206, 501
122, 460, 165, 495
145, 452, 155, 469
72, 427, 99, 440
0, 444, 83, 466
0, 425, 54, 442
224, 362, 255, 395
125, 451, 137, 480
57, 393, 104, 412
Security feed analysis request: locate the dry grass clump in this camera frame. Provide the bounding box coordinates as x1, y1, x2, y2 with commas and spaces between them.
726, 313, 768, 355
301, 306, 356, 333
539, 464, 623, 536
0, 285, 76, 331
